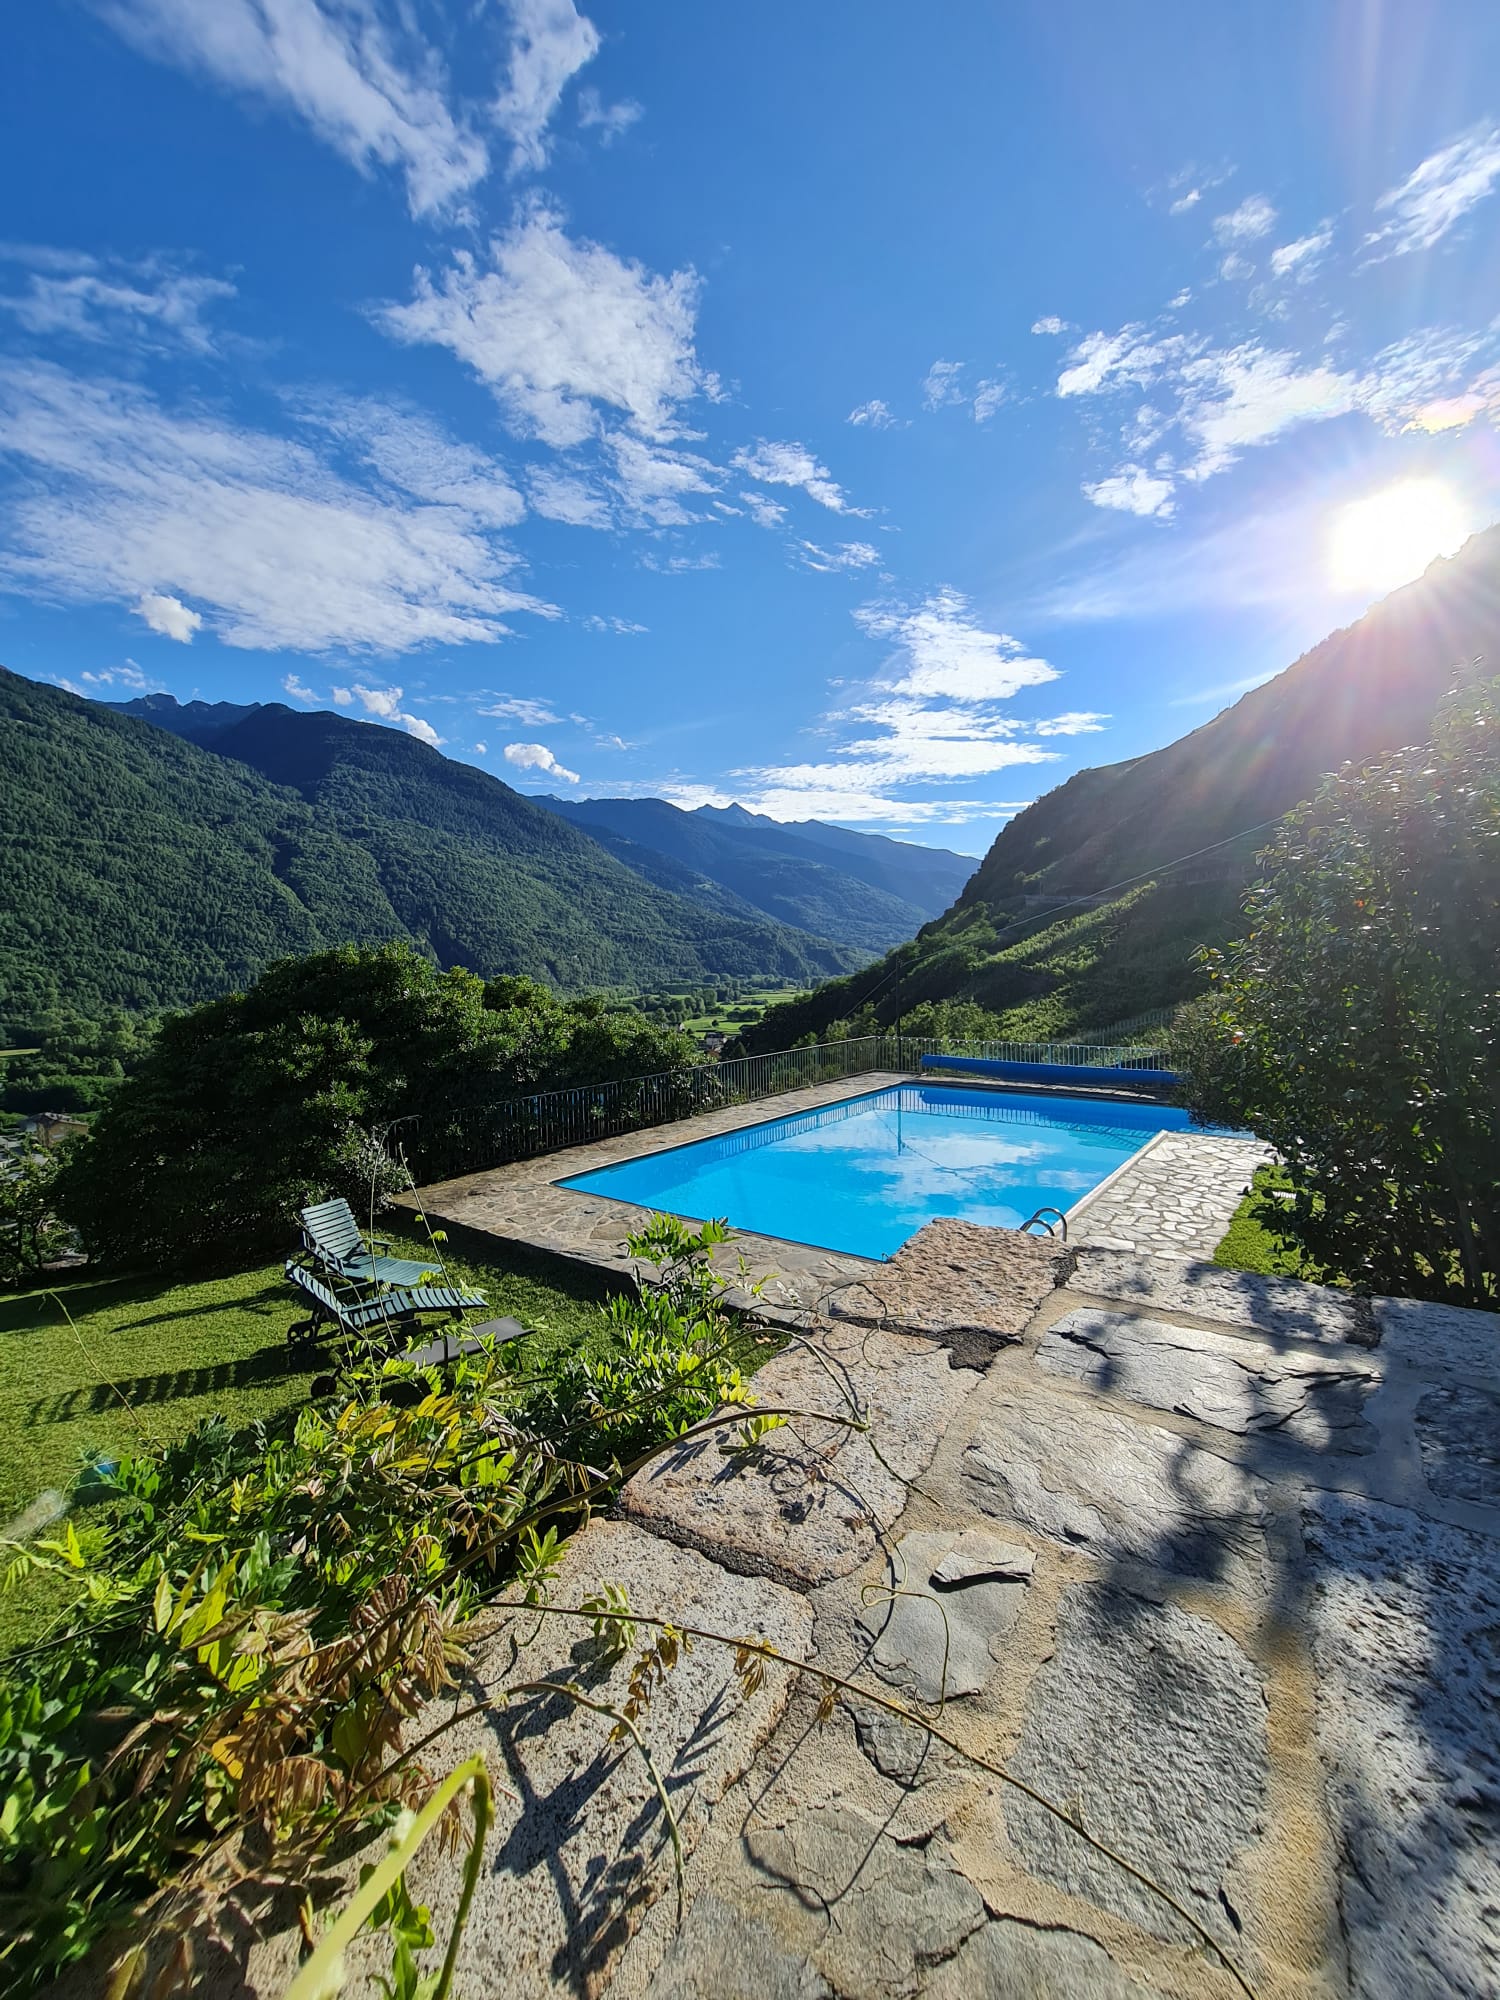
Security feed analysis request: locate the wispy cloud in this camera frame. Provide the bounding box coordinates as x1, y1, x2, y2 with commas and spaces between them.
793, 539, 881, 573
1212, 194, 1277, 243
0, 245, 235, 354
739, 490, 788, 529
379, 203, 713, 448
1083, 466, 1176, 518
1030, 711, 1109, 736
583, 613, 648, 634
95, 0, 487, 217
1030, 315, 1069, 336
576, 84, 641, 145
1364, 122, 1500, 258
478, 694, 562, 724
1269, 222, 1333, 280
492, 0, 599, 175
640, 549, 720, 573
503, 739, 579, 783
921, 360, 966, 411
0, 361, 554, 653
731, 439, 862, 514
846, 398, 899, 428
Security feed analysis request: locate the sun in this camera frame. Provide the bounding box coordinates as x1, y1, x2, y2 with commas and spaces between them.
1328, 478, 1467, 594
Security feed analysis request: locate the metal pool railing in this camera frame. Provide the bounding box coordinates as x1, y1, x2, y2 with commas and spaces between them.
386, 1030, 1172, 1183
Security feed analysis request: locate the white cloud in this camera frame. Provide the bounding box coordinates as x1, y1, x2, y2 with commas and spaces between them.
527, 465, 612, 528
1218, 252, 1254, 283
132, 589, 202, 642
1177, 344, 1358, 479
379, 204, 712, 447
79, 659, 156, 690
582, 613, 648, 634
576, 85, 642, 144
504, 739, 579, 783
1269, 223, 1333, 279
1167, 287, 1193, 309
477, 694, 562, 723
1030, 315, 1068, 336
96, 0, 487, 217
1083, 465, 1176, 517
473, 740, 487, 754
297, 396, 526, 526
1213, 194, 1278, 243
607, 431, 719, 525
0, 362, 553, 653
331, 685, 353, 705
1030, 710, 1109, 736
1169, 188, 1202, 215
282, 673, 318, 703
921, 360, 966, 410
639, 550, 720, 572
847, 398, 898, 428
1364, 122, 1500, 257
739, 490, 788, 529
793, 539, 882, 574
492, 0, 599, 175
351, 682, 441, 746
972, 378, 1007, 422
1056, 325, 1196, 398
0, 247, 235, 353
855, 587, 1060, 704
1356, 326, 1500, 434
731, 439, 860, 513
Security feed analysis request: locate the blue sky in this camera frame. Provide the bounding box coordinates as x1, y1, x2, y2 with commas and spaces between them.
2, 3, 1498, 855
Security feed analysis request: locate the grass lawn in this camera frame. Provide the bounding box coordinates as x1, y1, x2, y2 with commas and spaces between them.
1, 1228, 620, 1651
1213, 1166, 1320, 1279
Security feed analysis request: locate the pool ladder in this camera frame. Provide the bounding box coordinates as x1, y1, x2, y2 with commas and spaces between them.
1019, 1206, 1069, 1240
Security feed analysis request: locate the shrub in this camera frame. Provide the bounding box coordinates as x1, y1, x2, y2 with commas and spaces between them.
1177, 670, 1500, 1308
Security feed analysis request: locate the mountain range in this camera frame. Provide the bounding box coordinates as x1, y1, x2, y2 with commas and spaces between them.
0, 675, 871, 1028
0, 676, 972, 1031
742, 526, 1500, 1050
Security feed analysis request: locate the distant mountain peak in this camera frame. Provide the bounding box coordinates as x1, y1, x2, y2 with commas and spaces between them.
105, 691, 266, 745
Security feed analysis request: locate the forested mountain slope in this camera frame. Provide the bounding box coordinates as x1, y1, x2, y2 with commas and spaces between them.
742, 526, 1500, 1049
538, 795, 974, 953
0, 672, 859, 1029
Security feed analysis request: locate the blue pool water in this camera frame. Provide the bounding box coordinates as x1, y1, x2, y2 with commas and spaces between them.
558, 1083, 1210, 1261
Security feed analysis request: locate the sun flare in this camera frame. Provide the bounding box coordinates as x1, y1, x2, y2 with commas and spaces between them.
1328, 479, 1467, 594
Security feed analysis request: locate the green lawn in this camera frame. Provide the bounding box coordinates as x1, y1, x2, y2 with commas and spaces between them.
1, 1227, 618, 1547
1212, 1166, 1320, 1279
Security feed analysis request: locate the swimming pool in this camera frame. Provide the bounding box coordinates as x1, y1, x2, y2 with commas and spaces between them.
557, 1083, 1210, 1261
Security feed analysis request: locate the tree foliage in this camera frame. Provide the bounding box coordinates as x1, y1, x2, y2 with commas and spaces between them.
56, 945, 700, 1268
1175, 670, 1500, 1308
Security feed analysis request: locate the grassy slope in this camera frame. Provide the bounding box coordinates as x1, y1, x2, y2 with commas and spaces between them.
0, 1232, 619, 1651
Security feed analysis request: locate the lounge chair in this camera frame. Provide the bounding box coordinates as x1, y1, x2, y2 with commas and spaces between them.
298, 1196, 440, 1288
285, 1259, 489, 1353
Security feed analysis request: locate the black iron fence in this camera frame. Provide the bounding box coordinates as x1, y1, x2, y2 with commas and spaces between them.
383, 1031, 1171, 1185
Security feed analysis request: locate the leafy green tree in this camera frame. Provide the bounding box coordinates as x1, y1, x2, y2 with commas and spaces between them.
1176, 670, 1500, 1307
0, 1140, 70, 1284
57, 944, 698, 1268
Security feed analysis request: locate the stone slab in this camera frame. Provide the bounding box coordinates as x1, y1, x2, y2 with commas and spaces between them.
1373, 1295, 1500, 1384
1005, 1584, 1268, 1952
313, 1521, 816, 2000
923, 1919, 1169, 1999
621, 1323, 979, 1588
745, 1803, 988, 1999
1413, 1382, 1500, 1505
1039, 1307, 1381, 1452
650, 1892, 832, 1999
826, 1218, 1068, 1351
1067, 1131, 1271, 1260
962, 1389, 1270, 1589
1301, 1490, 1500, 1999
854, 1528, 1035, 1703
1069, 1247, 1375, 1348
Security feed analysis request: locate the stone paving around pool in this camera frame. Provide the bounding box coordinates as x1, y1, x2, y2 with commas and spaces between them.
278, 1233, 1498, 2000
396, 1073, 1271, 1319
